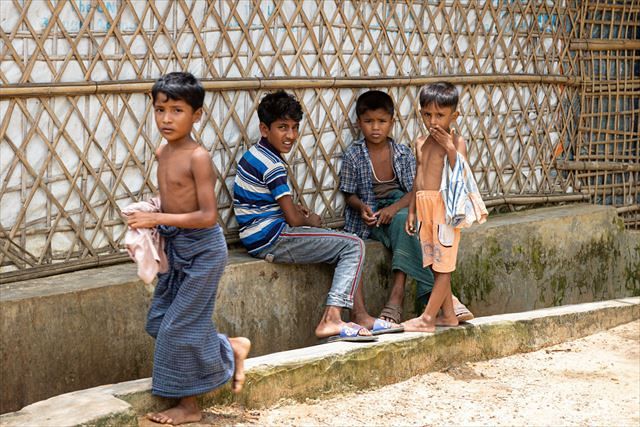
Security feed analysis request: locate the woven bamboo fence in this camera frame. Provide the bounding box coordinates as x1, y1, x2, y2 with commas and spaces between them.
0, 0, 638, 282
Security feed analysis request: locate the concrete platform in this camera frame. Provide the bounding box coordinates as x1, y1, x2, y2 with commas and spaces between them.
1, 204, 638, 413
1, 298, 638, 427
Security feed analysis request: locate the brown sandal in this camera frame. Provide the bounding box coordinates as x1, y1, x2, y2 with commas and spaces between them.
452, 297, 474, 322
379, 303, 403, 324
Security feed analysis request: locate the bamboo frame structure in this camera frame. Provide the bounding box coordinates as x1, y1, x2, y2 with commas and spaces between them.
0, 0, 637, 281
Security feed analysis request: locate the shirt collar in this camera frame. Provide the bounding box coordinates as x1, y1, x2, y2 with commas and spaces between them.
355, 136, 397, 147
258, 137, 283, 159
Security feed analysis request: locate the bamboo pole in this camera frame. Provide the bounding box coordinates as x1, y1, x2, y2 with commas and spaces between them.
482, 194, 590, 207
556, 160, 640, 172
617, 205, 640, 214
0, 74, 582, 99
570, 39, 640, 50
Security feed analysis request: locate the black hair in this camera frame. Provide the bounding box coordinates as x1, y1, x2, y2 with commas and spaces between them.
355, 90, 394, 117
419, 82, 459, 109
257, 90, 303, 127
151, 72, 205, 111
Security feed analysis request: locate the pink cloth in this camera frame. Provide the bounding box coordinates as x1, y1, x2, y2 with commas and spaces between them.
122, 197, 168, 284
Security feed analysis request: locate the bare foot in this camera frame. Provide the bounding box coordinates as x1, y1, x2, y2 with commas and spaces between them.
436, 314, 459, 327
315, 320, 373, 338
229, 337, 251, 393
402, 316, 436, 333
146, 397, 201, 425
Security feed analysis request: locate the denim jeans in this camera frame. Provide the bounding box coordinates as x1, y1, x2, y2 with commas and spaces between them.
254, 225, 365, 309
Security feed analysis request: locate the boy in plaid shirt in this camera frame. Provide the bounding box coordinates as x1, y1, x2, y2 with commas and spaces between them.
340, 90, 473, 324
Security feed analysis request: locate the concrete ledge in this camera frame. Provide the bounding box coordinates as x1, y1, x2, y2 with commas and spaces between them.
455, 204, 639, 316
0, 240, 396, 414
2, 298, 638, 427
2, 204, 638, 413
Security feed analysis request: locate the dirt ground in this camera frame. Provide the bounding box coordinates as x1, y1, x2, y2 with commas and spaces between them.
185, 320, 639, 426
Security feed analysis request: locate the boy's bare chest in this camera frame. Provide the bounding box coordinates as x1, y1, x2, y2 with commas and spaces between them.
422, 143, 446, 167
157, 155, 194, 189
368, 148, 394, 181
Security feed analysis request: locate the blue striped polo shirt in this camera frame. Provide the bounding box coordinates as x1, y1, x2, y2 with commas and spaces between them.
233, 138, 291, 255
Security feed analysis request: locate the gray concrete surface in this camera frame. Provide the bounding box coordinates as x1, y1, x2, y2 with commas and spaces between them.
1, 298, 638, 427
1, 204, 638, 413
0, 241, 395, 414
455, 204, 639, 316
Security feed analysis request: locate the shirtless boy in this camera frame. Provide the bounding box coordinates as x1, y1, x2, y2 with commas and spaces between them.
403, 82, 468, 332
126, 72, 250, 424
340, 90, 474, 324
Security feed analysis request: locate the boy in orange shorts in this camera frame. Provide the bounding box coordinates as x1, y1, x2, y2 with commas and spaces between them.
403, 82, 487, 332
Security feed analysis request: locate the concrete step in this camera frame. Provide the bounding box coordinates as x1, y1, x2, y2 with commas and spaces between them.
2, 297, 638, 427
2, 204, 638, 413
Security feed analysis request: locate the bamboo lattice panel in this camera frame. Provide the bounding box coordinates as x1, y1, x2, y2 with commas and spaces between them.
0, 0, 634, 279
571, 1, 639, 228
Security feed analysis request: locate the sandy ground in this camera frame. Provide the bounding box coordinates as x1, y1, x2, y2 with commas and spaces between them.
160, 320, 640, 426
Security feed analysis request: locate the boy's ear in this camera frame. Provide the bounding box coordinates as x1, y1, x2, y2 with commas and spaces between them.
259, 122, 270, 138
452, 110, 460, 120
193, 107, 203, 123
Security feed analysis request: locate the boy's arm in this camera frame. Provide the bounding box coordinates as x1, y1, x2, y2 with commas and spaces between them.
454, 133, 468, 158
405, 138, 422, 235
414, 135, 426, 164
431, 126, 464, 167
344, 193, 377, 226
404, 189, 417, 235
277, 195, 322, 227
339, 150, 376, 226
372, 191, 413, 226
127, 148, 218, 229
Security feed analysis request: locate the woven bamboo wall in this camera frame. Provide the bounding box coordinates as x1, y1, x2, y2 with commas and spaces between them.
0, 0, 637, 280
571, 1, 639, 228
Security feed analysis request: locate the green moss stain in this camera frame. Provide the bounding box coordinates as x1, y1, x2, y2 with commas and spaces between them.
82, 411, 138, 427
413, 209, 636, 313
550, 276, 568, 306
453, 224, 632, 308
624, 243, 640, 297
377, 259, 390, 290
573, 232, 621, 300
453, 236, 500, 303
528, 237, 549, 281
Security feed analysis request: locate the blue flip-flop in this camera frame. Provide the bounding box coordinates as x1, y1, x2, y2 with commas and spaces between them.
324, 322, 378, 343
370, 318, 405, 335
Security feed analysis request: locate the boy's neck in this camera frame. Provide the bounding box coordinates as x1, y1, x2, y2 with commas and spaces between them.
166, 134, 196, 148
259, 137, 283, 157
364, 138, 390, 152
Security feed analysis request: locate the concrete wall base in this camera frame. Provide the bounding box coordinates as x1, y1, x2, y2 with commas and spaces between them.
1, 298, 638, 427
1, 204, 638, 413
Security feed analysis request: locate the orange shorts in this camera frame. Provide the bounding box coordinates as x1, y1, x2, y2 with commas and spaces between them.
416, 191, 460, 273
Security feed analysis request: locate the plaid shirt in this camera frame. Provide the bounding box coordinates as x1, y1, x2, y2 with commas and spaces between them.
339, 138, 416, 239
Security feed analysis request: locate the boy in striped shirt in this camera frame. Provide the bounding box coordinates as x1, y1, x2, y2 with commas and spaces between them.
233, 91, 402, 342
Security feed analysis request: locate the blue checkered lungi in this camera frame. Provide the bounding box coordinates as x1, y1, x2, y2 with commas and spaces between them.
146, 225, 234, 398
